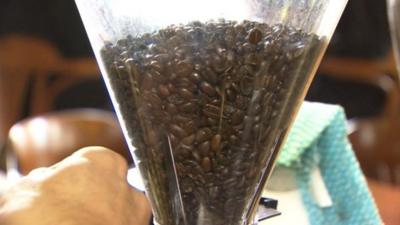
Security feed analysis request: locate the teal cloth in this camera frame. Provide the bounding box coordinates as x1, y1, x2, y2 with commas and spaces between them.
276, 102, 382, 225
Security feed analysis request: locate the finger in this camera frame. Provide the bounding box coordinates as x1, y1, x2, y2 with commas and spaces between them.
28, 167, 48, 176
71, 146, 129, 178
26, 167, 53, 182
129, 188, 152, 225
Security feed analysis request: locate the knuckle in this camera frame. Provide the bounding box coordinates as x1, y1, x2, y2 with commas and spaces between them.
74, 146, 128, 174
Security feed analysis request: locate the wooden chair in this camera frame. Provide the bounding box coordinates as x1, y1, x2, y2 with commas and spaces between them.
367, 179, 400, 225
6, 109, 131, 175
318, 53, 400, 224
0, 35, 100, 143
319, 51, 400, 185
319, 51, 399, 84
0, 35, 60, 142
348, 76, 400, 185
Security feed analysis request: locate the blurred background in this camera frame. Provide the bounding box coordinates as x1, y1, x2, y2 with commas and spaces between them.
0, 0, 399, 224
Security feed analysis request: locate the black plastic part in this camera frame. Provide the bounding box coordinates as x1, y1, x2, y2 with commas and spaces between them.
257, 197, 281, 222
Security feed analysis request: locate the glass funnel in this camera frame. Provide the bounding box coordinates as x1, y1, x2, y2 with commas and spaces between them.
74, 1, 348, 224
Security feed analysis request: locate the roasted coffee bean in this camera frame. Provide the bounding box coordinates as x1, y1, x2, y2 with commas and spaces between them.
172, 114, 190, 124
192, 151, 202, 162
195, 128, 212, 143
168, 134, 178, 147
158, 84, 170, 97
145, 92, 162, 106
167, 83, 176, 93
140, 72, 154, 90
201, 157, 212, 172
167, 95, 185, 105
147, 129, 159, 147
207, 117, 218, 126
231, 110, 244, 125
229, 134, 239, 144
149, 60, 164, 73
226, 88, 236, 101
248, 28, 263, 44
199, 141, 211, 156
169, 124, 186, 138
178, 144, 192, 157
200, 81, 216, 96
166, 103, 178, 114
182, 134, 196, 145
180, 102, 196, 113
204, 68, 219, 84
176, 61, 194, 77
189, 72, 202, 83
240, 76, 254, 96
184, 120, 197, 133
235, 95, 247, 109
253, 124, 261, 134
211, 134, 221, 152
179, 88, 194, 100
101, 19, 324, 225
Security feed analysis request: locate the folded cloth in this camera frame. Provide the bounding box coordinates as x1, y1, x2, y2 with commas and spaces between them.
274, 101, 382, 225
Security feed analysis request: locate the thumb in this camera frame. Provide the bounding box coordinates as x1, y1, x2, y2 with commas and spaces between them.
129, 188, 152, 225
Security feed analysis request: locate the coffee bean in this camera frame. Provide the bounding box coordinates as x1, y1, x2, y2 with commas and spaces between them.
248, 28, 263, 44
184, 120, 197, 133
192, 151, 202, 162
226, 88, 236, 101
231, 110, 244, 125
182, 134, 196, 145
180, 102, 196, 113
204, 68, 218, 84
199, 141, 211, 156
172, 115, 188, 124
253, 124, 261, 134
179, 88, 194, 100
201, 157, 212, 172
235, 95, 247, 109
240, 76, 254, 96
207, 118, 218, 127
145, 92, 162, 106
147, 129, 158, 147
223, 177, 237, 189
149, 60, 164, 73
158, 84, 170, 97
169, 134, 178, 147
211, 134, 221, 152
140, 72, 154, 90
176, 60, 194, 77
189, 72, 202, 83
167, 83, 177, 93
178, 144, 193, 157
167, 94, 185, 105
195, 128, 212, 143
166, 103, 178, 114
169, 124, 186, 138
101, 19, 324, 225
200, 81, 216, 96
229, 135, 239, 144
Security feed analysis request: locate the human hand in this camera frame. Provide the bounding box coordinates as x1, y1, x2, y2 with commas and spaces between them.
0, 146, 152, 225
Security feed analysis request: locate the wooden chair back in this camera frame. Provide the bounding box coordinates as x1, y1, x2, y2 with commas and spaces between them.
6, 109, 131, 175
0, 35, 100, 142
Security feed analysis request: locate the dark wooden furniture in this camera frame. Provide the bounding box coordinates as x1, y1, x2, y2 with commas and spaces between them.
6, 109, 130, 175
318, 53, 400, 225
0, 35, 100, 142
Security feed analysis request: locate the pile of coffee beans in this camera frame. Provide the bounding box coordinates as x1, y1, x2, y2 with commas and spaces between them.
101, 19, 324, 225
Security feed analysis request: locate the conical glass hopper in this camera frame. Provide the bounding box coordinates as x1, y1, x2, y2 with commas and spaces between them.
74, 1, 348, 224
